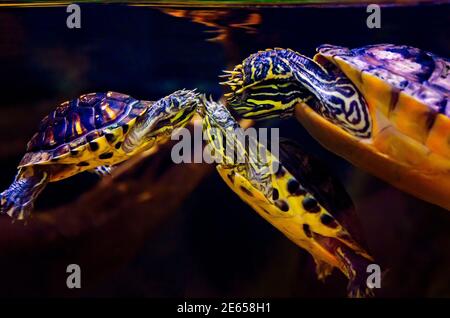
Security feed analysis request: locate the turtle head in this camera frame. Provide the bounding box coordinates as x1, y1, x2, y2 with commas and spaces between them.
140, 89, 199, 136
221, 48, 312, 120
197, 95, 239, 133
122, 89, 199, 153
223, 48, 372, 138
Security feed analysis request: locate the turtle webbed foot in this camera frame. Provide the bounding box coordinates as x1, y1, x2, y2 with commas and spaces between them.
0, 190, 33, 221
347, 273, 375, 298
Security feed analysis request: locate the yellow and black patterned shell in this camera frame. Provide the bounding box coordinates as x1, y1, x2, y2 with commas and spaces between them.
19, 91, 149, 166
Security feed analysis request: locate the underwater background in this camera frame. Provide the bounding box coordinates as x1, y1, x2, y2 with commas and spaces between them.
0, 2, 449, 297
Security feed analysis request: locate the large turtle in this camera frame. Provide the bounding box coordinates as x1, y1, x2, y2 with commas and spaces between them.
0, 90, 199, 220
222, 44, 450, 210
198, 96, 375, 297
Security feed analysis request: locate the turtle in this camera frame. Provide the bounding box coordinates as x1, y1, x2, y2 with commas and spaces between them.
197, 95, 375, 297
221, 44, 450, 210
0, 89, 200, 220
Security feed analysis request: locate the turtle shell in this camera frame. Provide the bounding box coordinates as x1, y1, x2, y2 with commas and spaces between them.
19, 91, 149, 167
316, 44, 450, 159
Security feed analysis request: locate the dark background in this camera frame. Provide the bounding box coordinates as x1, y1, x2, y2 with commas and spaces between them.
0, 3, 449, 297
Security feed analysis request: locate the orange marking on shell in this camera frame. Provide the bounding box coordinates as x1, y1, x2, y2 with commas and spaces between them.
44, 127, 56, 146
71, 113, 84, 136
75, 120, 83, 135
101, 101, 117, 120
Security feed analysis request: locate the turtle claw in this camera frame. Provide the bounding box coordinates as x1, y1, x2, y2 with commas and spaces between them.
314, 260, 334, 282
0, 191, 32, 221
347, 278, 375, 298
0, 170, 47, 221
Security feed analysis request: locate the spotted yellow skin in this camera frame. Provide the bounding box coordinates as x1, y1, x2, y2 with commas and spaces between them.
217, 163, 372, 266
22, 116, 166, 182
18, 91, 197, 182
200, 97, 374, 297
217, 166, 374, 297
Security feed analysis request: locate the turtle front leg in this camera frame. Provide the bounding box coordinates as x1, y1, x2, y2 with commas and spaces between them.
0, 166, 49, 220
334, 244, 376, 298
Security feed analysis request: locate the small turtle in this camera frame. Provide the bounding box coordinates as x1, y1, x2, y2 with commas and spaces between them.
198, 96, 374, 297
0, 90, 199, 220
223, 44, 450, 210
